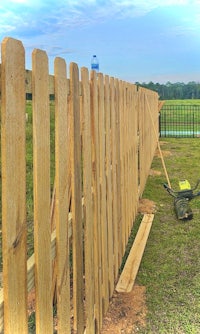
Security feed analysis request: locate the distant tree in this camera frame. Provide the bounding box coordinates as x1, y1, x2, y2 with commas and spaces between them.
135, 81, 200, 100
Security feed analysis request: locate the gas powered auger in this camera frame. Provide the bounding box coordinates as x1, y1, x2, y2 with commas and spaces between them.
163, 179, 200, 220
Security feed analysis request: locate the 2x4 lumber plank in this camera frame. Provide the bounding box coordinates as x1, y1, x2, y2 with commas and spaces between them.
1, 37, 28, 334
116, 214, 154, 293
32, 48, 53, 333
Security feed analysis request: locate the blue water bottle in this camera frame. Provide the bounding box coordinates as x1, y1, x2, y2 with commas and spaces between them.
91, 55, 99, 72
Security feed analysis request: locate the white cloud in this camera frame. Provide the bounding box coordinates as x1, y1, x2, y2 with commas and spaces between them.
1, 0, 200, 39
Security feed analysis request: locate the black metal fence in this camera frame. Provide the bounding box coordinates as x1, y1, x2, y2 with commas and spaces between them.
159, 104, 200, 138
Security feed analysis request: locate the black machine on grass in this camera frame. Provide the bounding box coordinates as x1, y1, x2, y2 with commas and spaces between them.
163, 179, 200, 220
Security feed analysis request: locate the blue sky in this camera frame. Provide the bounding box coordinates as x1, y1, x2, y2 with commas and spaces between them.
1, 0, 200, 83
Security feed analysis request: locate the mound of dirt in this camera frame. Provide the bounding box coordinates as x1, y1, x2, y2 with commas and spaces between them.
149, 169, 161, 176
101, 285, 147, 334
154, 149, 172, 157
138, 198, 156, 214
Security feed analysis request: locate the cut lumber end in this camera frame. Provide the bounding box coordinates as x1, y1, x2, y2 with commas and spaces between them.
116, 214, 154, 293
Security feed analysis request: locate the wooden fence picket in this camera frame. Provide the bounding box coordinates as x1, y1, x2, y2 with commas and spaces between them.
70, 62, 84, 333
119, 80, 126, 255
110, 77, 118, 280
104, 75, 114, 299
32, 49, 53, 334
98, 73, 109, 315
81, 67, 95, 333
54, 57, 71, 333
114, 78, 122, 267
1, 37, 28, 334
90, 70, 102, 332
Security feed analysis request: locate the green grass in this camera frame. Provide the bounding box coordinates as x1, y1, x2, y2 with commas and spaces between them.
131, 138, 200, 333
164, 99, 200, 106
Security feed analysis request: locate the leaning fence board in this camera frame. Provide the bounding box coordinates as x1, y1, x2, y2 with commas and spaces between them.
1, 37, 28, 334
32, 49, 53, 333
116, 214, 154, 293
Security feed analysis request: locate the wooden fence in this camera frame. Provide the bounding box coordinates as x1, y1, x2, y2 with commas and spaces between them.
0, 37, 159, 334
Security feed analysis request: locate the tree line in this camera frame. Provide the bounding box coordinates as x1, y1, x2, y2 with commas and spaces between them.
135, 81, 200, 100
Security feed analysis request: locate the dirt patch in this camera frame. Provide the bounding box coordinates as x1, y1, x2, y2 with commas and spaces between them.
28, 288, 36, 316
159, 141, 168, 146
149, 169, 162, 176
101, 285, 147, 334
138, 198, 156, 214
154, 149, 172, 157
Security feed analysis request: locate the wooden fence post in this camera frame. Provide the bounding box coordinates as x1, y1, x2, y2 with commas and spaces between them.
1, 37, 28, 334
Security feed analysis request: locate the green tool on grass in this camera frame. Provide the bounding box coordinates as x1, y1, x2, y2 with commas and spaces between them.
163, 179, 200, 220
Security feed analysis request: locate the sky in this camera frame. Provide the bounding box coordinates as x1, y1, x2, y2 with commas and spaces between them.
1, 0, 200, 84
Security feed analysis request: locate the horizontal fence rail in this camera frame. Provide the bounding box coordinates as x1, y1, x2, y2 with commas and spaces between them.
0, 37, 159, 334
159, 104, 200, 138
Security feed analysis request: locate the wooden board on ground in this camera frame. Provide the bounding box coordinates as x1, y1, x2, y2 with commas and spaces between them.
116, 214, 154, 293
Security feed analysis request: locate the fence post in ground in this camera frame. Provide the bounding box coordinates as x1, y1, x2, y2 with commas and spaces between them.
1, 37, 28, 334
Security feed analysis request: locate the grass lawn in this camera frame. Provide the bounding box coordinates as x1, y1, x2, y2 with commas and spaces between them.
132, 138, 200, 333
164, 99, 200, 106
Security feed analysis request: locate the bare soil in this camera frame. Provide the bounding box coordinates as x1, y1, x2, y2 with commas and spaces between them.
138, 198, 156, 214
100, 285, 147, 334
154, 149, 172, 157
